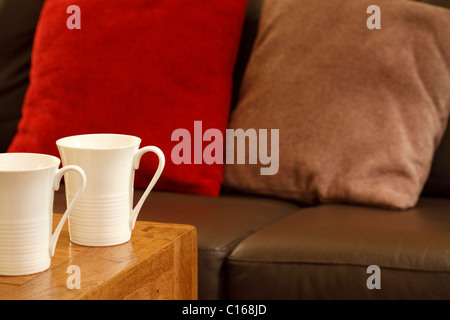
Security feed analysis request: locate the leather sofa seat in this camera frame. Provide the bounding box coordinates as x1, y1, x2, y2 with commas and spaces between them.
53, 188, 300, 299
227, 197, 450, 299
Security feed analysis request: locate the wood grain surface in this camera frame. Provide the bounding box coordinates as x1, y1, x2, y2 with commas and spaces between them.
0, 214, 197, 300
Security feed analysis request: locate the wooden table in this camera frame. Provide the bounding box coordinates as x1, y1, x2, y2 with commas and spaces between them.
0, 214, 197, 300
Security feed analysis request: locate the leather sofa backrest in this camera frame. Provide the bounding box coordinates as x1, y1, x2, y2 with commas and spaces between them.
231, 0, 264, 111
0, 0, 45, 153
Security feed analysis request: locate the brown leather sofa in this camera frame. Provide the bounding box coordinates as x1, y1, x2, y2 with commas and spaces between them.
59, 0, 450, 300
3, 0, 450, 300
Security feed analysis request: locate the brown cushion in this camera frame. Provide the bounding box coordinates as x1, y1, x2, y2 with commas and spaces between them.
227, 197, 450, 299
224, 0, 450, 210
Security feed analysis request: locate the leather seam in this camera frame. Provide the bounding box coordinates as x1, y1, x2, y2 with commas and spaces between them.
227, 258, 450, 274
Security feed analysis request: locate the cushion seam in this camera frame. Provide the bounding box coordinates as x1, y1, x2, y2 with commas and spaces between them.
227, 258, 450, 274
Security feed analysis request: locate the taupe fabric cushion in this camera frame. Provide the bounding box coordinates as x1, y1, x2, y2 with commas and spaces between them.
224, 0, 450, 210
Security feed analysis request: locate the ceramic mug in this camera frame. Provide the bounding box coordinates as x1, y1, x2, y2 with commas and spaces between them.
56, 134, 165, 247
0, 153, 86, 276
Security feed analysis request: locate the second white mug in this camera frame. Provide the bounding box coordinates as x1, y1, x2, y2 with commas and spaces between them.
56, 134, 165, 247
0, 153, 86, 276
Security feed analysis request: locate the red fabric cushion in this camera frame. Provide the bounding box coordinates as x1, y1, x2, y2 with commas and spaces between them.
8, 0, 248, 196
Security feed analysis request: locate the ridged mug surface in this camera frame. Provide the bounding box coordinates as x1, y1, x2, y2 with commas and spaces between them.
0, 153, 86, 276
0, 218, 50, 276
57, 134, 165, 247
67, 193, 132, 246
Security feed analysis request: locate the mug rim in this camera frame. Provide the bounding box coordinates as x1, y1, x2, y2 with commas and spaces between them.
56, 133, 142, 151
0, 153, 61, 173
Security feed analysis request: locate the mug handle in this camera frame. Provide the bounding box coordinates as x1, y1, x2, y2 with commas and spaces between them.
130, 146, 165, 230
49, 165, 87, 257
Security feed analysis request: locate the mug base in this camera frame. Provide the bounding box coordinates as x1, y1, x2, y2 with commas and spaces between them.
69, 235, 131, 247
0, 261, 51, 277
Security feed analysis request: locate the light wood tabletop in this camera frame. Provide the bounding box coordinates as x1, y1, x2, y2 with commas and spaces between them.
0, 213, 198, 300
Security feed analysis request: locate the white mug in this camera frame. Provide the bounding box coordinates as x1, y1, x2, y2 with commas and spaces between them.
56, 134, 165, 247
0, 153, 86, 276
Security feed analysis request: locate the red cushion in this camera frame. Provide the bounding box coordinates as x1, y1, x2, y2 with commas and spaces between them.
8, 0, 248, 196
